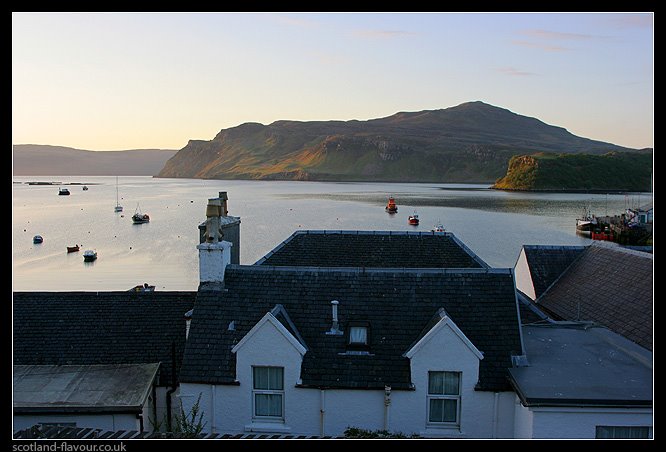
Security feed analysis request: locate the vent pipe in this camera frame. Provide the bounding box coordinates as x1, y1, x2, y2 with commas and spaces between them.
326, 300, 343, 335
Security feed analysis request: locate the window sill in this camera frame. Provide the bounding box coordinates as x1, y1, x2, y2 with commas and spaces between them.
244, 422, 292, 434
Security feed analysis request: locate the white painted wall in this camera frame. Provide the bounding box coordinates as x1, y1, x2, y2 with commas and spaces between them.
13, 413, 139, 433
514, 248, 536, 300
180, 314, 517, 438
513, 401, 653, 439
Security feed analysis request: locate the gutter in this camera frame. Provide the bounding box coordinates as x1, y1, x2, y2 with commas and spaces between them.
166, 341, 178, 431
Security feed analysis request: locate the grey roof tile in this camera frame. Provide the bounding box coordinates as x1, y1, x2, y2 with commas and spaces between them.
181, 266, 522, 392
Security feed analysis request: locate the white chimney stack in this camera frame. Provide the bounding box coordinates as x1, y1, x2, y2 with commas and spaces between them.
197, 197, 232, 283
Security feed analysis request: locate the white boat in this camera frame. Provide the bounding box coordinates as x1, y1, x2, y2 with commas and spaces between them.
576, 206, 597, 231
83, 250, 97, 262
132, 204, 150, 224
431, 222, 446, 233
114, 176, 123, 212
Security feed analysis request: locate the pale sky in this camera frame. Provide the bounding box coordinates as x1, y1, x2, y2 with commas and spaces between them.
12, 12, 653, 151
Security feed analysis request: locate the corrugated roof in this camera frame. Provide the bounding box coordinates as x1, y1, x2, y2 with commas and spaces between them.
13, 363, 160, 413
537, 243, 653, 350
180, 265, 522, 391
13, 291, 196, 385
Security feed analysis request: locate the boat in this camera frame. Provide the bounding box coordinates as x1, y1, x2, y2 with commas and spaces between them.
576, 206, 597, 232
132, 204, 150, 224
82, 186, 89, 191
114, 176, 123, 212
385, 196, 398, 213
591, 226, 614, 242
58, 187, 70, 196
408, 212, 420, 225
129, 283, 156, 292
431, 223, 446, 233
67, 245, 80, 253
83, 250, 97, 262
33, 235, 43, 244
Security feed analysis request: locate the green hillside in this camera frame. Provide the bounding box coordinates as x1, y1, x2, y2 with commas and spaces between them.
492, 152, 653, 191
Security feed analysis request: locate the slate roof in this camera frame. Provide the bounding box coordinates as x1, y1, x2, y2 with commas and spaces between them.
255, 230, 488, 269
14, 363, 160, 413
13, 291, 196, 386
521, 245, 586, 299
180, 265, 522, 392
537, 242, 653, 350
509, 323, 652, 407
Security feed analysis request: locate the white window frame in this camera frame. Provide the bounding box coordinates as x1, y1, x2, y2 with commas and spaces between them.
426, 371, 461, 427
252, 366, 285, 422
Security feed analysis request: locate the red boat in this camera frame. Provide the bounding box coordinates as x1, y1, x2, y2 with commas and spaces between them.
408, 213, 420, 225
67, 245, 80, 253
385, 196, 398, 213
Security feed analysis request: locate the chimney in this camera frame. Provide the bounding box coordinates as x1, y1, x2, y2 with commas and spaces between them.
326, 300, 343, 335
197, 198, 232, 284
198, 192, 241, 264
219, 191, 229, 217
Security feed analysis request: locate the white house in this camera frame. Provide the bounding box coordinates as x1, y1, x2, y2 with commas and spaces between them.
179, 209, 524, 438
509, 323, 653, 439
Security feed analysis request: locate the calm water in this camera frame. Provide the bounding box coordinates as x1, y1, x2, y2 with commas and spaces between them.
12, 176, 652, 292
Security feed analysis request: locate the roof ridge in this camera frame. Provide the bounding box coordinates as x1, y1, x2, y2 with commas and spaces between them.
226, 264, 512, 275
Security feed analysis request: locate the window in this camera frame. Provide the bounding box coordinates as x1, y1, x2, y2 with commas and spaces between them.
596, 426, 651, 439
427, 371, 461, 426
349, 326, 368, 345
252, 366, 284, 420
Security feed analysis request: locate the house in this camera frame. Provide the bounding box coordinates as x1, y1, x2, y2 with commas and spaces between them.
509, 322, 653, 439
12, 290, 196, 433
13, 363, 159, 433
514, 245, 586, 301
514, 242, 653, 350
179, 200, 524, 438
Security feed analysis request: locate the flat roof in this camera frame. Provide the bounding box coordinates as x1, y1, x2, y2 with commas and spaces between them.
13, 363, 160, 414
508, 323, 652, 408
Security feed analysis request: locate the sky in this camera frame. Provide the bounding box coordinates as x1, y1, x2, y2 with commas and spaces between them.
12, 12, 653, 151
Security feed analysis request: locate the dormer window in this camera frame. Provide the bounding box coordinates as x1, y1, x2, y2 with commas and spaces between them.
349, 326, 368, 345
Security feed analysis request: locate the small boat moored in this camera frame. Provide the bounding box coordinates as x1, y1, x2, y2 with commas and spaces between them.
408, 212, 420, 225
576, 206, 597, 232
82, 186, 89, 191
33, 235, 43, 244
385, 196, 398, 214
132, 204, 150, 224
83, 250, 97, 262
67, 245, 80, 253
129, 283, 156, 292
58, 187, 70, 196
431, 223, 446, 233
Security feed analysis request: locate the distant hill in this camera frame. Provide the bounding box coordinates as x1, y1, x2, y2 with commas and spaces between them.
492, 152, 653, 192
157, 101, 640, 183
12, 145, 178, 176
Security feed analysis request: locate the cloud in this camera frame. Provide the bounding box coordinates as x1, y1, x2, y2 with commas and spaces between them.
519, 29, 596, 41
511, 40, 568, 52
352, 29, 417, 39
270, 14, 319, 29
607, 14, 653, 29
497, 66, 538, 77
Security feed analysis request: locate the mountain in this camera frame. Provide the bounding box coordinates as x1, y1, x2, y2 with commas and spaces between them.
157, 101, 640, 183
12, 145, 178, 176
492, 152, 653, 192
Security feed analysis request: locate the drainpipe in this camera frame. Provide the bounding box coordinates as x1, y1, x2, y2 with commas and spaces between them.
166, 341, 177, 431
383, 385, 391, 431
211, 385, 216, 434
320, 390, 326, 437
492, 392, 500, 438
